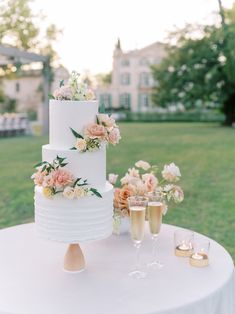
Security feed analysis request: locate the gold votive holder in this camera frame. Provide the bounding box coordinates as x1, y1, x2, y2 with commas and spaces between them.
189, 238, 210, 267
174, 229, 194, 258
189, 253, 209, 267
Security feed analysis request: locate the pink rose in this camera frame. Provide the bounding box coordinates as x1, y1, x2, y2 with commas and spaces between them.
142, 173, 158, 192
51, 168, 73, 188
53, 85, 73, 100
84, 123, 107, 139
108, 127, 121, 145
43, 173, 55, 188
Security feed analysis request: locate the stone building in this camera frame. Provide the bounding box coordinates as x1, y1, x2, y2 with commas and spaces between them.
2, 66, 69, 122
96, 39, 166, 112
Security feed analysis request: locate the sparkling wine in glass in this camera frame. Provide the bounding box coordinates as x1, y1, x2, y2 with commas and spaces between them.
147, 192, 164, 269
128, 196, 148, 279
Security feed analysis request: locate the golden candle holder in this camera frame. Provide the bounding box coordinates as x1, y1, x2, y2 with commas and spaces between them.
175, 244, 193, 257
189, 252, 209, 267
64, 243, 85, 272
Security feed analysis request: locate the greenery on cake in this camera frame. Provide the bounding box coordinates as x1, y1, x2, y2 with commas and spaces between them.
31, 156, 102, 199
70, 114, 121, 152
50, 71, 95, 101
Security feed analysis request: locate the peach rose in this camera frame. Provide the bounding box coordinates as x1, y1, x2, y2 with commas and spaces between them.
108, 127, 121, 145
114, 185, 134, 211
51, 168, 73, 188
31, 170, 46, 186
84, 123, 107, 139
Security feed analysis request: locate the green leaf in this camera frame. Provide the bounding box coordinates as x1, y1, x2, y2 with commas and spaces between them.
34, 161, 47, 168
70, 147, 77, 150
48, 93, 55, 100
90, 188, 102, 198
73, 178, 82, 187
60, 163, 68, 167
70, 127, 84, 139
59, 80, 64, 87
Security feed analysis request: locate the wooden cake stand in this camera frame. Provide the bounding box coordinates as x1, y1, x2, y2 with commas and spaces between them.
63, 244, 85, 272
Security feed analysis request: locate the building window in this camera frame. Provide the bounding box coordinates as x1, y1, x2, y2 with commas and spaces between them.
139, 58, 149, 66
139, 93, 150, 110
139, 72, 150, 86
119, 93, 131, 110
99, 93, 112, 109
16, 82, 20, 92
121, 59, 129, 66
120, 73, 130, 85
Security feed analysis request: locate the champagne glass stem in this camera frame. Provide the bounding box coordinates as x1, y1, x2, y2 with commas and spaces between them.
152, 235, 158, 262
134, 242, 141, 270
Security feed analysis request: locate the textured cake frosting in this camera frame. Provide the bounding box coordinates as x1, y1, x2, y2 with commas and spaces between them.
34, 100, 114, 243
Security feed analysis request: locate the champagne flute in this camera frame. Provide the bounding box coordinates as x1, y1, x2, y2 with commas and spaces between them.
128, 196, 148, 279
147, 191, 164, 269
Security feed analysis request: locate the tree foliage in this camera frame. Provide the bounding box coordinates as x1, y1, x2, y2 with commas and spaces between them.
152, 4, 235, 125
0, 0, 61, 61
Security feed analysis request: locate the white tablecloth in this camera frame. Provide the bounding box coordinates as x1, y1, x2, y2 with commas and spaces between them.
0, 223, 234, 314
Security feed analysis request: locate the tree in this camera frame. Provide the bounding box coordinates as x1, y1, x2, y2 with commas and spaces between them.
152, 4, 235, 125
0, 0, 61, 64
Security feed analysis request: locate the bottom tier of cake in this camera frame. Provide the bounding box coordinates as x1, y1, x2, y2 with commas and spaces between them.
34, 182, 113, 243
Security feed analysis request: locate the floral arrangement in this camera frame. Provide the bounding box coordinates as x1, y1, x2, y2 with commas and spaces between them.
70, 113, 121, 152
109, 160, 184, 219
31, 156, 102, 199
51, 71, 95, 101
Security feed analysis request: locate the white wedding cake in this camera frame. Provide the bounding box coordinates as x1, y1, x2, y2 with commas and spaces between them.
32, 73, 121, 243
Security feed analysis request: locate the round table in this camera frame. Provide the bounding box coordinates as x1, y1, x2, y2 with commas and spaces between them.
0, 223, 234, 314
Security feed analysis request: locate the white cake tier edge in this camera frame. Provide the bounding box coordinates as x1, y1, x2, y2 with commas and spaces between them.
34, 182, 114, 243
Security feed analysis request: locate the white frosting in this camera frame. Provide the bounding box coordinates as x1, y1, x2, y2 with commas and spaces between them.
49, 100, 99, 149
42, 144, 106, 189
34, 183, 113, 243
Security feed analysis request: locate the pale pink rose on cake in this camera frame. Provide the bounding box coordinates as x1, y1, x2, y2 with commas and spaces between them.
108, 127, 121, 145
31, 170, 46, 186
63, 186, 75, 199
98, 114, 116, 128
142, 173, 158, 192
75, 138, 87, 151
53, 85, 73, 100
162, 163, 181, 182
84, 123, 107, 139
43, 173, 55, 188
52, 168, 73, 188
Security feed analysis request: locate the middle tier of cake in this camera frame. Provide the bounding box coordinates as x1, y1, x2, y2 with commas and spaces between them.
42, 144, 106, 190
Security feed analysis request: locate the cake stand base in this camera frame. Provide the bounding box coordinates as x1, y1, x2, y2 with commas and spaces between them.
63, 243, 85, 272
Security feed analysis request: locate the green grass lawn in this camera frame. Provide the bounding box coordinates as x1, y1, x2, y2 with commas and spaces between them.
0, 123, 235, 259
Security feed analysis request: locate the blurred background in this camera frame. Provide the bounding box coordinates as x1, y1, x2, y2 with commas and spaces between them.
0, 0, 234, 259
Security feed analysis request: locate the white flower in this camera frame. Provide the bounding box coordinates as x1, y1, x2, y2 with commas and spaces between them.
108, 173, 118, 185
163, 184, 173, 192
63, 186, 75, 199
120, 173, 140, 186
128, 167, 139, 178
75, 138, 87, 151
162, 163, 181, 182
86, 89, 95, 100
98, 114, 116, 128
135, 160, 151, 171
75, 187, 86, 199
171, 185, 184, 203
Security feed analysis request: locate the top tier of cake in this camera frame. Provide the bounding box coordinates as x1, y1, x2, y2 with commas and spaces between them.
49, 100, 98, 149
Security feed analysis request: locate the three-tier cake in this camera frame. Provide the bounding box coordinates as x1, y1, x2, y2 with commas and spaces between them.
32, 72, 120, 245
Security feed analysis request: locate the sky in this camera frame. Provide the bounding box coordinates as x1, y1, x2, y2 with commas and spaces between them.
32, 0, 234, 74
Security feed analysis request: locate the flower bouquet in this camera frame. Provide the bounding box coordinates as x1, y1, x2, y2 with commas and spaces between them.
109, 160, 184, 235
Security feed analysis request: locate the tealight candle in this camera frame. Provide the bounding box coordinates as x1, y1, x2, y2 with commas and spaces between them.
190, 252, 209, 267
189, 238, 210, 267
174, 230, 194, 258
